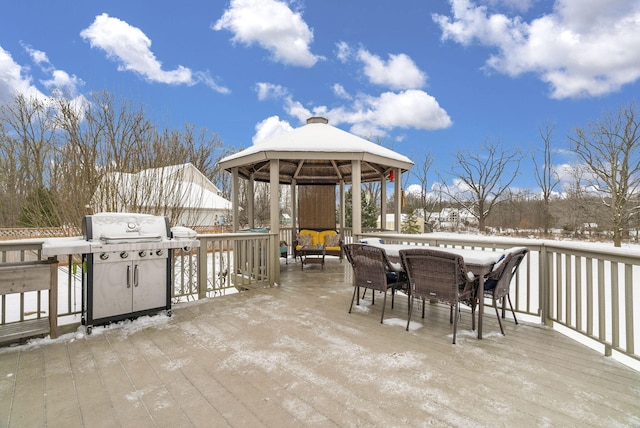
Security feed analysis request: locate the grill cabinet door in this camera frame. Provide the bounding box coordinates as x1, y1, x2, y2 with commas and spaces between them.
132, 257, 168, 312
92, 259, 133, 319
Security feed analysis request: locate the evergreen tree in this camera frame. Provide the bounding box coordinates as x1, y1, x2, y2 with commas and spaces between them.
344, 187, 379, 228
401, 212, 420, 234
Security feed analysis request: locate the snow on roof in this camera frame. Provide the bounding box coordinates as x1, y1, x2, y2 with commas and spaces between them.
218, 120, 413, 168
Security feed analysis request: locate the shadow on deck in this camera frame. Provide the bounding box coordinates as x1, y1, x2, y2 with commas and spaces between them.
1, 258, 639, 427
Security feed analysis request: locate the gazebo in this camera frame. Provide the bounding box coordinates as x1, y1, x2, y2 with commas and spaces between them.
216, 117, 414, 238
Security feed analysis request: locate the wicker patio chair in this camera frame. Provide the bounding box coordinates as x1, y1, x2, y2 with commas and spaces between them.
344, 243, 408, 324
481, 247, 528, 335
399, 248, 476, 344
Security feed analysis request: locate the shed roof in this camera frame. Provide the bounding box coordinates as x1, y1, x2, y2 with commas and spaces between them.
217, 117, 414, 185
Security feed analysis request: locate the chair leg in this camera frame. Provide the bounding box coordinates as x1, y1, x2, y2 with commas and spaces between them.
494, 300, 505, 335
380, 291, 388, 324
391, 282, 398, 309
452, 304, 458, 344
506, 293, 518, 325
406, 295, 414, 331
421, 298, 425, 319
471, 302, 476, 331
349, 285, 359, 313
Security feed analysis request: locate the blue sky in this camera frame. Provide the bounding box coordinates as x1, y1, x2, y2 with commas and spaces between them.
1, 0, 639, 194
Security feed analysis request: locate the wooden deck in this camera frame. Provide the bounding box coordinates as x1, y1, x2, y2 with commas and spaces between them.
1, 258, 639, 427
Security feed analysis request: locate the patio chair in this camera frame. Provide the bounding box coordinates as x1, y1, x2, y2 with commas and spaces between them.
344, 243, 408, 324
399, 248, 476, 344
481, 247, 528, 335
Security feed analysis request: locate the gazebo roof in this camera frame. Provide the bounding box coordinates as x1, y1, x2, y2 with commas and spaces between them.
217, 117, 414, 185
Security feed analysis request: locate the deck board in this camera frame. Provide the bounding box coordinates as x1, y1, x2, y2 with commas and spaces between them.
1, 259, 639, 427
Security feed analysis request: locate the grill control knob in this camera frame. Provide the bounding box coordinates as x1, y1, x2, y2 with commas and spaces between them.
120, 251, 129, 259
99, 253, 109, 260
139, 250, 146, 257
156, 249, 164, 256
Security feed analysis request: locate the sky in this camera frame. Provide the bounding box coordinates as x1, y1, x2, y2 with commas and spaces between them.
1, 0, 639, 194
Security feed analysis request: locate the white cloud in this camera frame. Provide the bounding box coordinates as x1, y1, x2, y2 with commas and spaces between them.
406, 184, 423, 195
253, 115, 294, 144
0, 44, 88, 121
357, 49, 427, 90
283, 97, 312, 123
23, 45, 50, 66
279, 88, 452, 136
81, 13, 229, 93
352, 90, 452, 132
4, 43, 83, 101
256, 82, 289, 100
81, 14, 192, 84
332, 83, 351, 100
194, 71, 231, 94
21, 43, 85, 97
214, 0, 321, 67
335, 41, 352, 63
433, 0, 640, 98
41, 70, 83, 95
0, 45, 55, 103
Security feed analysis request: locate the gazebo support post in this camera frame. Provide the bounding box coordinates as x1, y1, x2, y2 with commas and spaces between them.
248, 173, 255, 228
394, 167, 402, 233
352, 160, 362, 235
270, 159, 280, 283
339, 180, 345, 237
381, 174, 387, 231
232, 167, 240, 232
291, 179, 297, 243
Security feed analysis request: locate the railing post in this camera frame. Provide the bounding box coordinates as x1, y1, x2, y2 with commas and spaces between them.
198, 238, 208, 299
272, 234, 280, 286
48, 257, 58, 339
625, 265, 634, 355
540, 243, 552, 327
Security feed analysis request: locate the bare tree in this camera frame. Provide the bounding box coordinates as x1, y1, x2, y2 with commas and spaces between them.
532, 123, 561, 235
1, 90, 226, 231
0, 94, 59, 226
446, 141, 522, 232
569, 101, 640, 247
410, 151, 437, 223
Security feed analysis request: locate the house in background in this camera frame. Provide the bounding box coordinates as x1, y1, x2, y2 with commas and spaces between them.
377, 213, 425, 233
92, 163, 232, 227
426, 208, 478, 230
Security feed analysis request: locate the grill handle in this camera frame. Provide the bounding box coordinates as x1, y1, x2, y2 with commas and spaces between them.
127, 265, 131, 288
134, 264, 139, 287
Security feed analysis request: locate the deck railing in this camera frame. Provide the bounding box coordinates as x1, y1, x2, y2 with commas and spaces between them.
0, 232, 637, 367
357, 233, 639, 365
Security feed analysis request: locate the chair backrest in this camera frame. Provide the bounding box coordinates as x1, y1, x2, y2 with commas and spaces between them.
486, 248, 528, 299
399, 248, 470, 305
344, 243, 393, 292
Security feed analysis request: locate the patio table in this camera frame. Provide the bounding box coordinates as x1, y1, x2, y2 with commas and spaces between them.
363, 242, 503, 339
300, 246, 326, 270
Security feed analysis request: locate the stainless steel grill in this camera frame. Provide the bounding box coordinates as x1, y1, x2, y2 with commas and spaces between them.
80, 212, 199, 333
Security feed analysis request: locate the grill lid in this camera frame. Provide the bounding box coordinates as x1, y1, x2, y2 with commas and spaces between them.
84, 212, 170, 242
97, 234, 163, 244
42, 212, 200, 256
